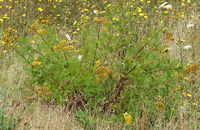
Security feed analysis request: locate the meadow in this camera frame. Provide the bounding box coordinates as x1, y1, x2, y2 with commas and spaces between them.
0, 0, 200, 129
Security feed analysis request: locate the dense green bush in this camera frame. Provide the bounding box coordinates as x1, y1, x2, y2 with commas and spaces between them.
15, 21, 183, 122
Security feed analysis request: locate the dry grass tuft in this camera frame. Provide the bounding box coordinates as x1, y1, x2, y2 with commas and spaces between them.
16, 103, 82, 130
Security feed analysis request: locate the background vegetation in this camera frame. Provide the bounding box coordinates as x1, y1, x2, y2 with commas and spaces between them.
0, 0, 200, 129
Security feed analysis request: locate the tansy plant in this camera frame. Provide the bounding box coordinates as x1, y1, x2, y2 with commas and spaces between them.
2, 0, 199, 129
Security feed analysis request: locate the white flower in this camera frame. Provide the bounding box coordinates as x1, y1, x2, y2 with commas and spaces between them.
179, 104, 187, 112
183, 45, 192, 50
65, 33, 72, 41
159, 2, 168, 8
77, 55, 83, 61
93, 10, 98, 14
3, 50, 7, 53
159, 2, 172, 10
186, 23, 194, 29
164, 4, 172, 9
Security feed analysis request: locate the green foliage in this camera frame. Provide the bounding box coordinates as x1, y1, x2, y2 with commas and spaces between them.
76, 110, 95, 130
4, 0, 198, 128
0, 91, 16, 130
0, 108, 16, 130
14, 20, 183, 122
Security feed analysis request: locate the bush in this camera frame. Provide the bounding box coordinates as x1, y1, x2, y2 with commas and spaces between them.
1, 0, 198, 128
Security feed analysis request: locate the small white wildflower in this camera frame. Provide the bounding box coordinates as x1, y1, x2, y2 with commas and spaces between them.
183, 45, 192, 50
159, 2, 168, 8
159, 2, 172, 10
3, 50, 7, 53
65, 33, 72, 41
77, 55, 83, 61
164, 4, 172, 9
104, 60, 108, 64
93, 10, 99, 14
186, 23, 194, 29
179, 105, 187, 112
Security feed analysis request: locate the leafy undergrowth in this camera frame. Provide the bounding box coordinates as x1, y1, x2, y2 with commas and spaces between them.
0, 0, 200, 129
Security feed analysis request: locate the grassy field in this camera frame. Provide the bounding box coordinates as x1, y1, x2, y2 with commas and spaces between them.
0, 0, 200, 130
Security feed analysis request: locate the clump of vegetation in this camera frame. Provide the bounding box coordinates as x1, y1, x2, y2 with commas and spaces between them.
0, 0, 199, 129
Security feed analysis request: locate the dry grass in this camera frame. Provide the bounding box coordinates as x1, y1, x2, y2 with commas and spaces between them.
0, 52, 82, 130
15, 103, 82, 130
167, 14, 200, 63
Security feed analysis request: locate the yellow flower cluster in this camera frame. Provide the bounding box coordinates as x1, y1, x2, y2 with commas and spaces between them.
94, 17, 108, 24
53, 40, 75, 51
175, 72, 188, 81
37, 7, 44, 12
155, 95, 164, 113
182, 64, 198, 74
182, 92, 192, 98
1, 27, 17, 46
37, 28, 48, 35
34, 84, 53, 97
39, 16, 52, 24
95, 60, 101, 67
95, 66, 112, 83
32, 59, 42, 67
123, 112, 132, 125
28, 20, 40, 33
137, 7, 148, 19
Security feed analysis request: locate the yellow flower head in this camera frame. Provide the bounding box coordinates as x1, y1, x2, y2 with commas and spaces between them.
32, 60, 42, 67
137, 7, 142, 13
37, 7, 44, 12
95, 60, 101, 67
123, 112, 132, 125
94, 17, 108, 24
182, 92, 192, 98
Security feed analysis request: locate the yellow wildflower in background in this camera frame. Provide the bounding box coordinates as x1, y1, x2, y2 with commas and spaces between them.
95, 60, 101, 67
0, 18, 3, 23
94, 17, 108, 24
182, 92, 192, 98
34, 83, 53, 97
95, 66, 112, 83
1, 27, 17, 45
174, 86, 181, 91
192, 102, 197, 107
22, 14, 26, 17
144, 15, 148, 19
28, 20, 40, 32
137, 7, 142, 13
37, 7, 44, 12
139, 13, 144, 17
37, 28, 48, 35
123, 112, 132, 125
53, 40, 76, 51
32, 59, 42, 67
155, 95, 164, 112
182, 63, 198, 74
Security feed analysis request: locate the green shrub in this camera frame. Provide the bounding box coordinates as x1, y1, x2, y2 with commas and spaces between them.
9, 0, 198, 128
